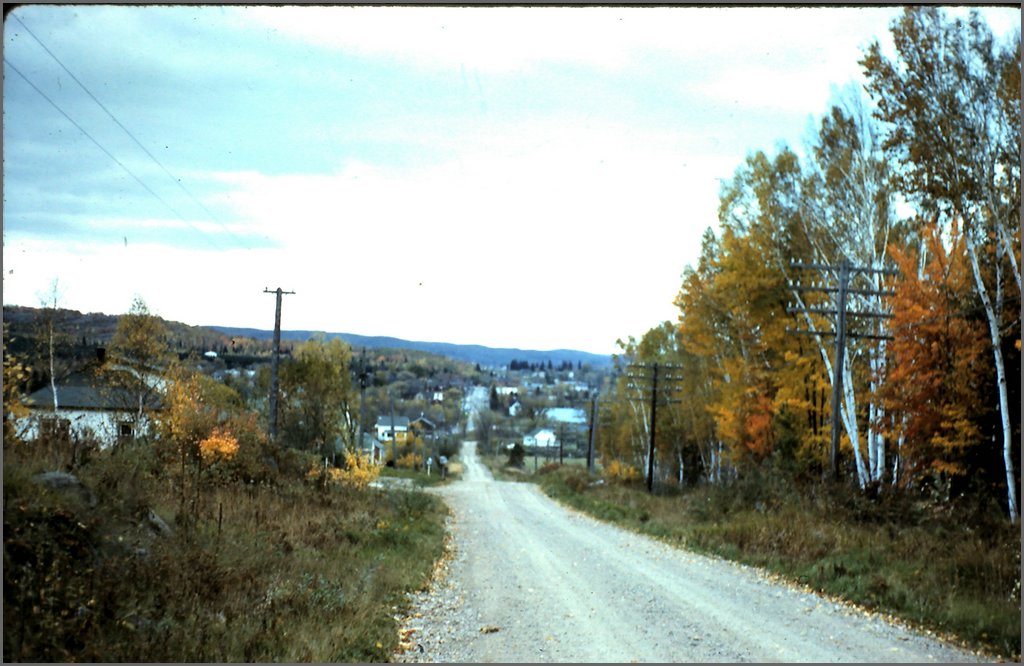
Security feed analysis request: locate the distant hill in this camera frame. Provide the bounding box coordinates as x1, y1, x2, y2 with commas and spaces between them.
208, 326, 613, 369
3, 305, 612, 370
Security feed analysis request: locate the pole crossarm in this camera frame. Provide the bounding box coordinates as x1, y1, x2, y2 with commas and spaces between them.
787, 306, 894, 319
790, 285, 895, 297
790, 261, 899, 276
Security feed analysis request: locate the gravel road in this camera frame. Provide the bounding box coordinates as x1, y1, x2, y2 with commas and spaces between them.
395, 441, 991, 663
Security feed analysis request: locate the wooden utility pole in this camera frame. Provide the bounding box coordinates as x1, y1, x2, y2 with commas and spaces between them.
389, 393, 398, 466
264, 287, 295, 442
624, 362, 684, 493
558, 422, 564, 465
646, 363, 659, 493
586, 393, 598, 474
788, 262, 895, 479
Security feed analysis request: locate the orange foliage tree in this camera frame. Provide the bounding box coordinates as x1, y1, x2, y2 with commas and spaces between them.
880, 224, 989, 487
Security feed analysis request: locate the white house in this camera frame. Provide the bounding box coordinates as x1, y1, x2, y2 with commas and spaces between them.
508, 400, 522, 417
18, 381, 160, 449
375, 415, 411, 443
523, 428, 558, 449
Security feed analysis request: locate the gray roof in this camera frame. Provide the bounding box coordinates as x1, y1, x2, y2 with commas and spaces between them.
361, 432, 384, 450
375, 415, 410, 428
410, 415, 436, 429
24, 385, 162, 411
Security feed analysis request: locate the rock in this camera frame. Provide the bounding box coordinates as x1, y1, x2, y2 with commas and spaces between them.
145, 508, 174, 537
32, 471, 97, 507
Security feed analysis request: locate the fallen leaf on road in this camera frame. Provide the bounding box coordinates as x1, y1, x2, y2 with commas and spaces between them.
480, 625, 500, 634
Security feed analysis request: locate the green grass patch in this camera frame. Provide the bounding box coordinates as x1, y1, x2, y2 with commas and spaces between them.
535, 466, 1021, 660
3, 444, 448, 662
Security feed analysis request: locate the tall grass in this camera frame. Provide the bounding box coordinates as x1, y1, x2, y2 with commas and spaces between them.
3, 442, 447, 662
536, 466, 1021, 660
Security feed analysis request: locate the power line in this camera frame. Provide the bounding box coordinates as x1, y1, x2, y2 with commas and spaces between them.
10, 14, 253, 250
4, 56, 225, 252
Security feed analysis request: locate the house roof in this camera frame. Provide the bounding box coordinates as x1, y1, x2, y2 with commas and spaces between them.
361, 432, 384, 450
410, 415, 436, 429
23, 385, 162, 411
375, 415, 410, 429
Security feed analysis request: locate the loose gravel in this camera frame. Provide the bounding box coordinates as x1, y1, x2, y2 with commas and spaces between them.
395, 442, 993, 663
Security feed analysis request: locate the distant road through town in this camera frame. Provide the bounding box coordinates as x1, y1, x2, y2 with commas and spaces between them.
398, 441, 988, 663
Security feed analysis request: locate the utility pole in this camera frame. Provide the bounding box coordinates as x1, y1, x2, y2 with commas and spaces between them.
787, 261, 895, 480
389, 393, 397, 467
586, 393, 598, 474
355, 349, 370, 461
264, 287, 295, 443
558, 422, 564, 465
624, 362, 684, 493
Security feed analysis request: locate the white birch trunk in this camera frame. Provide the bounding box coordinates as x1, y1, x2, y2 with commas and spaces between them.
964, 228, 1019, 523
48, 322, 58, 414
841, 359, 869, 487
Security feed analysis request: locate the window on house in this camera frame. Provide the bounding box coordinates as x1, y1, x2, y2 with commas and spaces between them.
39, 417, 71, 442
118, 422, 134, 439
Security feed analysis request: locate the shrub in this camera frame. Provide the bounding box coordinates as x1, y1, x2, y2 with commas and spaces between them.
603, 459, 642, 484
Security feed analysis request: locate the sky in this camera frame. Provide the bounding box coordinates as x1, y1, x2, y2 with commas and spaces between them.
3, 5, 1020, 356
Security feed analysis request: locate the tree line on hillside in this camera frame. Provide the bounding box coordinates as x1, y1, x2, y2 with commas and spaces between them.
600, 8, 1021, 522
4, 294, 481, 482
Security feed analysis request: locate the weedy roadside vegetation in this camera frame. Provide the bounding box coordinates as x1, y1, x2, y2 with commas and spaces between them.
534, 465, 1021, 660
3, 440, 449, 662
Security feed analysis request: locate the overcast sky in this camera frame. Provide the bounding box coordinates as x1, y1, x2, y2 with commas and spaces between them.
3, 5, 1019, 355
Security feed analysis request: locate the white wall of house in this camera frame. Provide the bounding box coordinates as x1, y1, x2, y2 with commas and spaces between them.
375, 424, 408, 441
523, 428, 557, 448
16, 409, 151, 449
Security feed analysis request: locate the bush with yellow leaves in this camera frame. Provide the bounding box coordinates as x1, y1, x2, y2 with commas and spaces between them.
396, 452, 423, 470
199, 428, 239, 463
307, 453, 380, 490
603, 458, 642, 484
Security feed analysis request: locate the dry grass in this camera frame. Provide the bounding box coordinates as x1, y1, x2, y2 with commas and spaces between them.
3, 441, 448, 662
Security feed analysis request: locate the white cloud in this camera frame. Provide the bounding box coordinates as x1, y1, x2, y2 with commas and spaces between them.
237, 6, 900, 76
170, 117, 721, 352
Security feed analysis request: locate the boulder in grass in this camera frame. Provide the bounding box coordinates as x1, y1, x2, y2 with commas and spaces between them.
32, 471, 97, 508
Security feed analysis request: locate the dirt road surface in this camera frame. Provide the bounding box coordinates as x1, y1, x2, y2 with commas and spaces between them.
396, 441, 990, 663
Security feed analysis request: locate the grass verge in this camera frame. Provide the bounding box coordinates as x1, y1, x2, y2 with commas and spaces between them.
534, 466, 1021, 661
3, 444, 448, 662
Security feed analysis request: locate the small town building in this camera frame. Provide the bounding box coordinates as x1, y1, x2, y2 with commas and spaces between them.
374, 415, 411, 444
18, 373, 161, 449
523, 428, 558, 449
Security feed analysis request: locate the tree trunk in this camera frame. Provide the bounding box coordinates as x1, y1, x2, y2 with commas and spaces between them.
965, 229, 1019, 523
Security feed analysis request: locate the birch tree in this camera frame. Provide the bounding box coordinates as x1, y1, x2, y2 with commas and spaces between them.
862, 6, 1021, 521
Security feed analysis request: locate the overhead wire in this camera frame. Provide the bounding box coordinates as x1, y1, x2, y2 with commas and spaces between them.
4, 56, 224, 252
9, 14, 258, 251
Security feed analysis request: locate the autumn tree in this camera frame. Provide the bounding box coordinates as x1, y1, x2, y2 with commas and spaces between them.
881, 223, 990, 491
3, 322, 31, 446
690, 149, 819, 475
277, 336, 358, 461
862, 6, 1021, 520
107, 296, 173, 427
